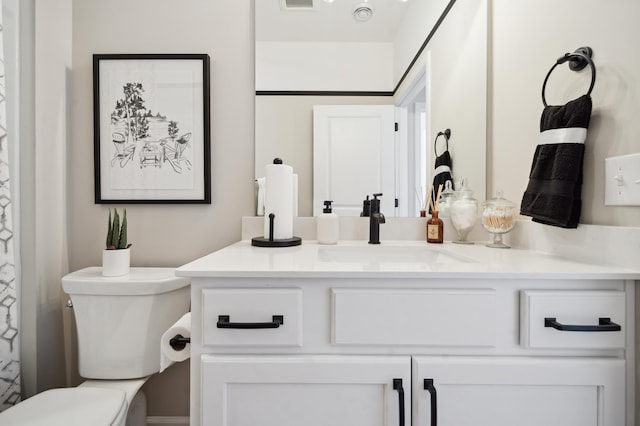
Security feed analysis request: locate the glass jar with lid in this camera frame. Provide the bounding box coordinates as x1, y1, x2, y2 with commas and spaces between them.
481, 190, 516, 248
436, 180, 455, 218
449, 179, 479, 244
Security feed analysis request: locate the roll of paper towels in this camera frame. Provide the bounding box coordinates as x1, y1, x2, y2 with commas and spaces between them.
292, 173, 299, 217
263, 159, 294, 240
160, 312, 191, 373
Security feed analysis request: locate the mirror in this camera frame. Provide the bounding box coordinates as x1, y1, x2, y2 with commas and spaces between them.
255, 0, 487, 217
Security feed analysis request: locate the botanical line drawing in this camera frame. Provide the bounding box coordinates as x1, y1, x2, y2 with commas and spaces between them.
110, 82, 192, 174
94, 53, 210, 203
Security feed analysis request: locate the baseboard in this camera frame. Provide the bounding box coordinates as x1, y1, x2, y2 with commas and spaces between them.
146, 416, 190, 426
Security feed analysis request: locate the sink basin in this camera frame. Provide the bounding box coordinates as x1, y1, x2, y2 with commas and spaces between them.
317, 245, 473, 264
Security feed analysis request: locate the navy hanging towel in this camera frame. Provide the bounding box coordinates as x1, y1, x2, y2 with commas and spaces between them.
431, 130, 453, 212
520, 94, 592, 228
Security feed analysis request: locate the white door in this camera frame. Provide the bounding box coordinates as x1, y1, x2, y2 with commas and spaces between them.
313, 105, 396, 216
202, 354, 410, 426
412, 356, 625, 426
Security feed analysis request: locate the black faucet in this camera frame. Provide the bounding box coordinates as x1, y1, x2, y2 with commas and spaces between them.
368, 193, 385, 244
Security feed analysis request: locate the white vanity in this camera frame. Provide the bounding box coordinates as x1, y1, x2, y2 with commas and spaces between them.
176, 228, 638, 426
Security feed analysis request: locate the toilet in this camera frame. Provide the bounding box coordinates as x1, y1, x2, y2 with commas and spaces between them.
0, 267, 190, 426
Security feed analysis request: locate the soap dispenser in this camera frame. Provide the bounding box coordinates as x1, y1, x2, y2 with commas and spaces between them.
317, 200, 339, 245
360, 196, 371, 217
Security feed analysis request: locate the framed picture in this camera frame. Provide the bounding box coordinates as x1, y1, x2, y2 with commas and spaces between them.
93, 54, 211, 203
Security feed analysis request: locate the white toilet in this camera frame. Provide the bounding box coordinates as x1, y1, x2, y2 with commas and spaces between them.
0, 267, 190, 426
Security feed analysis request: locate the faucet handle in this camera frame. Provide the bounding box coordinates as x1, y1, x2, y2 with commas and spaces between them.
370, 193, 383, 215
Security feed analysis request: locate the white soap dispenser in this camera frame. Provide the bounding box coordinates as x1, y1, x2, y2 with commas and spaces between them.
317, 200, 339, 245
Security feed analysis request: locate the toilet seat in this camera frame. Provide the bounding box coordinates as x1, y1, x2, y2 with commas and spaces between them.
0, 387, 127, 426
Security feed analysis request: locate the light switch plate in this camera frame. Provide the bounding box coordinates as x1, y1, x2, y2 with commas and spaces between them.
604, 153, 640, 206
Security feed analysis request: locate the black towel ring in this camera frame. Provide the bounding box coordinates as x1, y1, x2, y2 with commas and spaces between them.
434, 128, 451, 156
542, 46, 596, 107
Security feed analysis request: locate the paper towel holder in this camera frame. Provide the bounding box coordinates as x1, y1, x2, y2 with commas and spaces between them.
252, 213, 302, 247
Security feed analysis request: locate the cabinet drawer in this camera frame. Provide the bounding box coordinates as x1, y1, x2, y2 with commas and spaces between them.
332, 288, 496, 347
520, 290, 625, 349
202, 288, 303, 347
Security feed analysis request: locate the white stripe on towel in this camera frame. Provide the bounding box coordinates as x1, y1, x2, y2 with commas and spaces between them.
539, 127, 587, 145
434, 165, 451, 176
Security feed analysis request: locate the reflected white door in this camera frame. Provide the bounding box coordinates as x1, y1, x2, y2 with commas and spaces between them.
313, 105, 396, 216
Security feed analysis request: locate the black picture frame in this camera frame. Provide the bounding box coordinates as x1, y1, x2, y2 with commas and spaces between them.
93, 53, 211, 204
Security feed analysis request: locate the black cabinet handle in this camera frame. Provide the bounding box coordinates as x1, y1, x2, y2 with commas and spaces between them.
544, 317, 621, 332
216, 315, 284, 329
424, 379, 437, 426
392, 378, 405, 426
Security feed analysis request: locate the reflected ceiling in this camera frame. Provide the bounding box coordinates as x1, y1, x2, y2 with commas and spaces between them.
255, 0, 410, 43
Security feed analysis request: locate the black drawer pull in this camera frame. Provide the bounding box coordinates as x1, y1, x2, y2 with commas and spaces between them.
392, 378, 405, 426
217, 315, 284, 329
424, 379, 437, 426
544, 317, 621, 332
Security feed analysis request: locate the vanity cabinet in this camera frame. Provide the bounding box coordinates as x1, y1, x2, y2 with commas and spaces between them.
201, 355, 410, 426
412, 356, 624, 426
200, 353, 624, 426
186, 278, 632, 426
177, 241, 636, 426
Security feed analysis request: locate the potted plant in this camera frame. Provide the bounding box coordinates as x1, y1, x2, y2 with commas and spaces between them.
102, 208, 132, 276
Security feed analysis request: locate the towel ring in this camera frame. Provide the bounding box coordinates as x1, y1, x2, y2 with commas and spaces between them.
542, 46, 596, 107
434, 128, 451, 156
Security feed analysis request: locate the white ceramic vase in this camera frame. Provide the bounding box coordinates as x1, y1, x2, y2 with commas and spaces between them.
102, 248, 131, 277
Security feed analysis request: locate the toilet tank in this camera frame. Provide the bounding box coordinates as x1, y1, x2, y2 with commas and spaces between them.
62, 267, 190, 379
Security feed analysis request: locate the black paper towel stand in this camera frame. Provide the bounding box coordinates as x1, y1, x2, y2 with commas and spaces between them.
252, 213, 302, 247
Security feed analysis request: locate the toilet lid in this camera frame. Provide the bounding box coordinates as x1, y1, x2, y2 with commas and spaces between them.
0, 387, 127, 426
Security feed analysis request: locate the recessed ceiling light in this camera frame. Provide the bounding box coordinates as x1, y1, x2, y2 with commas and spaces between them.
353, 3, 374, 22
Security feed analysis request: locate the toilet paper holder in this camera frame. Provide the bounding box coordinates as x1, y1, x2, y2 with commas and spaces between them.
169, 334, 191, 351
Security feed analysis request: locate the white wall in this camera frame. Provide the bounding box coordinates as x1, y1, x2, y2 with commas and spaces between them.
34, 0, 72, 394
393, 0, 449, 85
395, 0, 487, 203
70, 0, 254, 417
256, 42, 393, 91
17, 0, 70, 398
426, 0, 486, 201
491, 0, 640, 227
70, 0, 254, 267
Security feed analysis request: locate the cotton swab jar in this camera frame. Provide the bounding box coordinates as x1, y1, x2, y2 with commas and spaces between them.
481, 190, 516, 248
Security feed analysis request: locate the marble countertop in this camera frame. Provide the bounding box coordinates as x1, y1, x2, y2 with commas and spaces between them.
175, 240, 640, 280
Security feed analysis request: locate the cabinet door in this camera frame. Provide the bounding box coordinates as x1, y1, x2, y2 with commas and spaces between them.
412, 356, 624, 426
202, 355, 411, 426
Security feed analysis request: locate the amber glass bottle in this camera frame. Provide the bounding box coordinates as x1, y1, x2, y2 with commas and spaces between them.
426, 211, 444, 243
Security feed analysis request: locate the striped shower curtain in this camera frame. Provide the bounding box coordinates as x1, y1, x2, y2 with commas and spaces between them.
0, 0, 20, 412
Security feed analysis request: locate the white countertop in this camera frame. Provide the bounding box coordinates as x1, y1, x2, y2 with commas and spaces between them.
175, 240, 640, 280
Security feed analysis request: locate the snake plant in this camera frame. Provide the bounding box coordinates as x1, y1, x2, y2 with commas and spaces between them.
105, 208, 131, 250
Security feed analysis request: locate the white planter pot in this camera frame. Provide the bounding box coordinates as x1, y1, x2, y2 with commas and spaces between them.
102, 248, 131, 277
